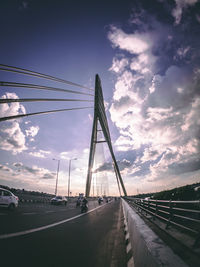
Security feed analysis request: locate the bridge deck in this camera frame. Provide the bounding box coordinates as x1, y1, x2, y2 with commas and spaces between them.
0, 199, 127, 267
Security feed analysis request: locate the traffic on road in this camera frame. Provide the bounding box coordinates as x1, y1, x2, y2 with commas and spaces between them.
0, 187, 19, 210
0, 197, 127, 267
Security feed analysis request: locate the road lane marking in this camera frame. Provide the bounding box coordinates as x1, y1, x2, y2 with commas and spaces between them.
0, 203, 108, 240
45, 211, 54, 213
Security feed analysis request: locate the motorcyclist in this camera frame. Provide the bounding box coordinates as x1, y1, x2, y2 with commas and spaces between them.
98, 197, 102, 205
82, 197, 88, 205
81, 197, 88, 212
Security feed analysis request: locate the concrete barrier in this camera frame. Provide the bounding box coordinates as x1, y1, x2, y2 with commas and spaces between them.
121, 198, 188, 267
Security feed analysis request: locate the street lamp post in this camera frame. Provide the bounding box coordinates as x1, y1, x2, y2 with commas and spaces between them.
68, 158, 77, 200
53, 159, 60, 196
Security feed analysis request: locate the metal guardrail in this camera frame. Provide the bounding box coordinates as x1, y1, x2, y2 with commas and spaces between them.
124, 197, 200, 247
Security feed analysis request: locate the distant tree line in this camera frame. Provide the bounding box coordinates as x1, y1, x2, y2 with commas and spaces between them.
0, 184, 54, 198
1, 181, 200, 200
132, 182, 200, 200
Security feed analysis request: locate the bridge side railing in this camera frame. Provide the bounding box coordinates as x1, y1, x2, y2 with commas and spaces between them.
124, 197, 200, 246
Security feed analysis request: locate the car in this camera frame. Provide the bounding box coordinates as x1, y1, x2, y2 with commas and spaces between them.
50, 196, 67, 205
0, 188, 19, 210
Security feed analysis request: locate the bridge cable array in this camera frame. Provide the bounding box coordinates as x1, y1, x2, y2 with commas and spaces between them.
0, 107, 93, 123
0, 81, 94, 96
0, 64, 94, 122
0, 65, 127, 197
0, 98, 93, 104
0, 64, 94, 91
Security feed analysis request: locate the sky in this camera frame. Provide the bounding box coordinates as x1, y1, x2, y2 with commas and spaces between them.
0, 0, 200, 196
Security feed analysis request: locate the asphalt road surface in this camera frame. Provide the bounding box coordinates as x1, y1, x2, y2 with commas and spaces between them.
0, 199, 127, 267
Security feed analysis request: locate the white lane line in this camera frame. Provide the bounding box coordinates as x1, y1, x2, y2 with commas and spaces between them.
45, 211, 54, 213
0, 203, 107, 240
126, 242, 132, 254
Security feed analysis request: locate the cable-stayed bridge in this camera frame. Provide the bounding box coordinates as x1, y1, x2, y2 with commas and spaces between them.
0, 65, 199, 267
0, 64, 127, 197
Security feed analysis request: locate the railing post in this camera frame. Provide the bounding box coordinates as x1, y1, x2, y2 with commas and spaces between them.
137, 199, 139, 212
193, 200, 200, 247
141, 199, 143, 214
146, 200, 149, 216
153, 200, 158, 221
138, 199, 141, 212
166, 200, 173, 229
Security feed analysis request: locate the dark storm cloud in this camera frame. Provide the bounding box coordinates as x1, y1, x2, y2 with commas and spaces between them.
0, 164, 11, 172
42, 173, 55, 179
169, 159, 200, 175
13, 162, 23, 167
23, 165, 39, 174
94, 162, 113, 173
94, 159, 131, 173
13, 162, 55, 179
130, 1, 200, 75
145, 66, 198, 110
130, 166, 150, 177
7, 138, 22, 148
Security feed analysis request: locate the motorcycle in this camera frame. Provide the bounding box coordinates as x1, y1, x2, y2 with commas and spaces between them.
81, 202, 88, 213
76, 199, 81, 207
98, 197, 103, 205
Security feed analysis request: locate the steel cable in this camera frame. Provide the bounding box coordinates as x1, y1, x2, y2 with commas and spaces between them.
0, 98, 93, 104
0, 64, 94, 91
0, 81, 94, 96
0, 106, 93, 122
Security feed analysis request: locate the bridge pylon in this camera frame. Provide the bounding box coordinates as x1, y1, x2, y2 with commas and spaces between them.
85, 74, 127, 197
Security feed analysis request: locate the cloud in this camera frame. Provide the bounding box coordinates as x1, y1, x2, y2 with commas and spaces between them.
108, 26, 151, 54
0, 164, 12, 172
94, 159, 131, 173
0, 162, 58, 194
172, 0, 198, 25
130, 53, 157, 75
59, 149, 81, 161
0, 121, 27, 154
13, 162, 55, 179
107, 6, 200, 193
0, 92, 27, 153
13, 162, 23, 168
60, 151, 70, 160
29, 149, 51, 158
109, 57, 129, 74
0, 92, 26, 117
114, 135, 135, 151
94, 162, 113, 173
25, 126, 40, 141
176, 46, 190, 59
140, 147, 161, 163
169, 159, 200, 175
0, 92, 40, 154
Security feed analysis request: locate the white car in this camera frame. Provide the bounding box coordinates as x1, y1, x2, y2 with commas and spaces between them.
0, 188, 19, 210
50, 196, 67, 205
